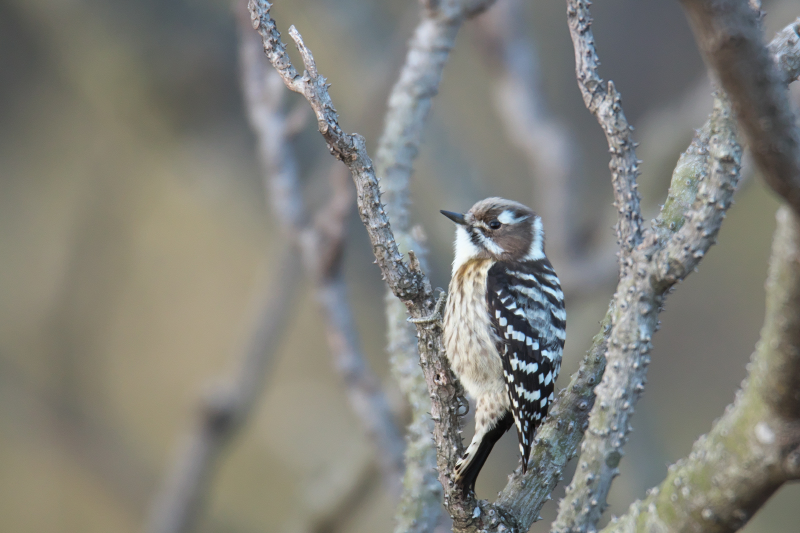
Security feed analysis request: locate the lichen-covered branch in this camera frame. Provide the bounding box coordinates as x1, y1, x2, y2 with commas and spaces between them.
681, 1, 800, 214
552, 93, 743, 533
604, 206, 800, 533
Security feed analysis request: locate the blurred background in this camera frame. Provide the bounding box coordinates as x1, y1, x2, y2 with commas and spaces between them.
1, 0, 799, 532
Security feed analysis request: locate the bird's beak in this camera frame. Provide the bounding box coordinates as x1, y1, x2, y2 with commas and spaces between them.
440, 210, 468, 225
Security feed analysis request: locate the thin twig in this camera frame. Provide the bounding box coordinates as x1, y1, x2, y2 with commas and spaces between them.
565, 0, 644, 262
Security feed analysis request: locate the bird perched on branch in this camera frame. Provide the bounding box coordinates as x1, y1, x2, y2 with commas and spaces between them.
440, 197, 566, 493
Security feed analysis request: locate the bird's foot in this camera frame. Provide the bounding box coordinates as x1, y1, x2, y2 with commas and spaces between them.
407, 288, 447, 327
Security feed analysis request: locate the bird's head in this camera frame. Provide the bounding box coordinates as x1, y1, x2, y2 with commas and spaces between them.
441, 197, 544, 271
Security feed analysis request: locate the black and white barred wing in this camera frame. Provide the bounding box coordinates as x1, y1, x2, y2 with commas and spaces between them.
487, 261, 565, 472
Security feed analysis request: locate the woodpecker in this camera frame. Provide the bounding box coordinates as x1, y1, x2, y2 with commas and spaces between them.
440, 197, 565, 493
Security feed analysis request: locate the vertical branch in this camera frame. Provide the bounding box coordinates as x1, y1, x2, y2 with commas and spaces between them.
239, 6, 405, 491
565, 0, 644, 261
372, 1, 499, 531
604, 206, 800, 532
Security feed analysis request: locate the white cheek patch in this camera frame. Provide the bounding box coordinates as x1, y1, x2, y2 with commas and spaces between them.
452, 226, 481, 272
476, 231, 505, 256
524, 217, 545, 261
497, 210, 529, 225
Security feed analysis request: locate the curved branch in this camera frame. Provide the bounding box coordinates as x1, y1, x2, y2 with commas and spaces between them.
604, 206, 800, 533
681, 1, 800, 214
554, 13, 800, 532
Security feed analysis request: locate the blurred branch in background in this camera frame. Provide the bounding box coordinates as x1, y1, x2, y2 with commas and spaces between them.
146, 246, 304, 533
473, 0, 618, 296
371, 0, 504, 531
148, 3, 411, 531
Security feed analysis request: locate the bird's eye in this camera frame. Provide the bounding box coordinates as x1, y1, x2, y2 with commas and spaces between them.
488, 220, 502, 230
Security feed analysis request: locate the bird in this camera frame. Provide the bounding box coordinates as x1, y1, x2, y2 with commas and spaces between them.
440, 197, 566, 494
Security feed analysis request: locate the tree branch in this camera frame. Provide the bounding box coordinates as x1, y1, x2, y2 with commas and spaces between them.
239, 8, 405, 492
372, 1, 501, 531
604, 206, 800, 533
681, 1, 800, 214
565, 0, 644, 261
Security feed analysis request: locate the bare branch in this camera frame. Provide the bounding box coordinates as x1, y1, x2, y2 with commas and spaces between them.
240, 10, 405, 491
681, 1, 800, 214
372, 0, 503, 530
604, 207, 800, 533
552, 13, 800, 531
146, 246, 304, 533
565, 0, 644, 261
249, 3, 426, 303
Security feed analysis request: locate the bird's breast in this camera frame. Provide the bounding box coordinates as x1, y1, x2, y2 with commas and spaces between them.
443, 259, 505, 399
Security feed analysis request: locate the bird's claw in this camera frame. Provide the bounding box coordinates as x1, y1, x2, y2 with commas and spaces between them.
407, 288, 447, 327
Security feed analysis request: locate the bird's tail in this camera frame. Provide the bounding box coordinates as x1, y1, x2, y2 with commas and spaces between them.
454, 412, 513, 494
